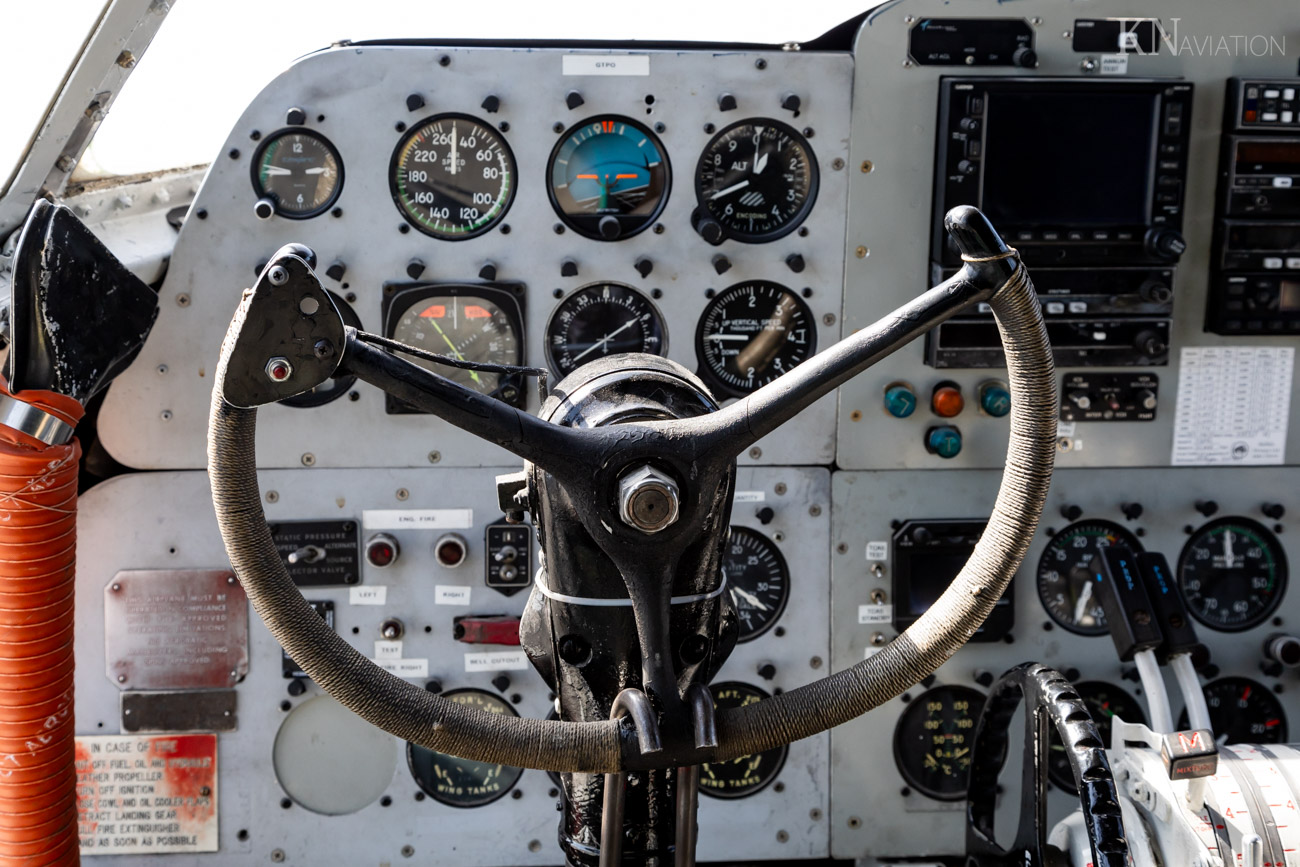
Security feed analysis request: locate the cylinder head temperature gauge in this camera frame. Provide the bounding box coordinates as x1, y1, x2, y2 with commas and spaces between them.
699, 682, 787, 799
390, 114, 517, 239
696, 281, 816, 397
694, 118, 818, 243
407, 689, 524, 807
1177, 517, 1287, 632
252, 129, 343, 218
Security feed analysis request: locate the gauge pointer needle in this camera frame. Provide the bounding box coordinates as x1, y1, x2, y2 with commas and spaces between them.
572, 320, 635, 363
304, 167, 327, 175
1223, 529, 1235, 566
1073, 578, 1094, 626
731, 586, 769, 611
262, 166, 292, 176
710, 179, 750, 200
428, 319, 482, 386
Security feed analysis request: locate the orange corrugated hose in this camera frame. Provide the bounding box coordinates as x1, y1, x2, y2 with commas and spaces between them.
0, 377, 84, 866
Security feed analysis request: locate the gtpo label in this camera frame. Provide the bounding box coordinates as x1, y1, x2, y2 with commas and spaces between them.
464, 650, 530, 673
865, 541, 889, 561
76, 734, 217, 855
362, 509, 473, 530
858, 603, 893, 625
562, 54, 650, 76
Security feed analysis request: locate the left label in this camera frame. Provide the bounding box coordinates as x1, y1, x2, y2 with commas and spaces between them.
77, 733, 218, 855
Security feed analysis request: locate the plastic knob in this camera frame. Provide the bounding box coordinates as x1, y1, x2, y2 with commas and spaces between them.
1060, 504, 1083, 521
931, 383, 964, 418
757, 663, 777, 680
1195, 500, 1219, 518
1012, 47, 1038, 68
755, 506, 775, 525
926, 426, 962, 459
978, 382, 1011, 417
1262, 503, 1286, 520
1145, 228, 1187, 261
691, 208, 724, 246
598, 215, 621, 240
883, 384, 917, 418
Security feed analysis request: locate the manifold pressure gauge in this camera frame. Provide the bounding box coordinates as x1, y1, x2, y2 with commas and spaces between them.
699, 682, 787, 798
696, 281, 816, 397
1036, 520, 1143, 635
724, 526, 790, 642
694, 118, 818, 243
407, 690, 524, 807
390, 113, 517, 239
1177, 517, 1287, 632
252, 129, 343, 218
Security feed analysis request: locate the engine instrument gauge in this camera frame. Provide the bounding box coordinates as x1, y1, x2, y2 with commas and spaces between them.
547, 116, 670, 240
384, 284, 525, 410
545, 283, 667, 378
694, 119, 818, 243
724, 527, 790, 642
699, 682, 787, 799
1177, 517, 1287, 632
407, 689, 524, 807
696, 281, 816, 397
252, 129, 343, 218
893, 685, 985, 801
1036, 520, 1144, 635
390, 114, 516, 239
1048, 681, 1145, 794
1177, 677, 1288, 744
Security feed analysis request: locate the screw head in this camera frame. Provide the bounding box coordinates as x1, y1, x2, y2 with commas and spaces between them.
617, 465, 681, 534
265, 357, 293, 382
267, 264, 290, 286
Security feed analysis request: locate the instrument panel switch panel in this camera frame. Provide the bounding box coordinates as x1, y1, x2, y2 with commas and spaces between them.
485, 520, 532, 596
269, 520, 359, 586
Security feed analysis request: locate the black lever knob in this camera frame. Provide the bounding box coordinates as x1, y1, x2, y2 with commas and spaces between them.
634, 258, 653, 279
406, 258, 426, 280
757, 663, 776, 680
712, 254, 732, 275
1195, 500, 1219, 518
565, 90, 585, 110
1121, 502, 1144, 521
492, 674, 511, 693
718, 93, 738, 112
691, 208, 725, 246
1060, 504, 1082, 521
478, 262, 498, 282
1263, 503, 1286, 520
560, 259, 579, 278
755, 506, 775, 525
325, 260, 346, 282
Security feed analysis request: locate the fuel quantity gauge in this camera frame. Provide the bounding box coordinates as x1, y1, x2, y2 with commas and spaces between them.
699, 682, 787, 799
407, 689, 524, 807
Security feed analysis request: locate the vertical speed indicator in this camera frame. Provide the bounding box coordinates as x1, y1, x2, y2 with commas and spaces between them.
696, 281, 815, 397
390, 114, 516, 239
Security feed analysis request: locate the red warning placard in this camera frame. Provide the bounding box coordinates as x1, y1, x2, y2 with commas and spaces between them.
76, 733, 217, 855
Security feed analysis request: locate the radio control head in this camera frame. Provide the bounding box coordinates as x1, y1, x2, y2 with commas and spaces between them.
1139, 279, 1173, 304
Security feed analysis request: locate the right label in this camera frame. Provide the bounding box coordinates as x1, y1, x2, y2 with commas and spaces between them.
1172, 346, 1294, 466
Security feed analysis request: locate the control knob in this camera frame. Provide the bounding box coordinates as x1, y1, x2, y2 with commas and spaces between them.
690, 208, 725, 246
1133, 329, 1167, 357
1144, 228, 1187, 262
1012, 46, 1039, 68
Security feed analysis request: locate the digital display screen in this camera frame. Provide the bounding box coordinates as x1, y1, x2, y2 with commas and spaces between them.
981, 90, 1158, 225
1228, 224, 1300, 250
1281, 280, 1300, 311
906, 550, 973, 616
1236, 140, 1300, 173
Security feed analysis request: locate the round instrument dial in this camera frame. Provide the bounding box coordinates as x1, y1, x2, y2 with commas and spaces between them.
252, 129, 343, 218
695, 119, 818, 242
390, 114, 516, 239
545, 283, 667, 379
387, 289, 523, 403
893, 685, 985, 801
696, 281, 816, 397
1037, 520, 1144, 635
725, 527, 790, 642
547, 116, 670, 240
1177, 517, 1287, 632
1048, 681, 1145, 794
699, 682, 787, 799
407, 689, 524, 807
1177, 677, 1288, 744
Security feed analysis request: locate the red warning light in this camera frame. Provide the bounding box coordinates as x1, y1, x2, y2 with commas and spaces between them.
418, 304, 446, 319
465, 305, 491, 319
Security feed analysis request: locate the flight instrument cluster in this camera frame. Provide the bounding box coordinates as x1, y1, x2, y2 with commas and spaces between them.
67, 0, 1300, 864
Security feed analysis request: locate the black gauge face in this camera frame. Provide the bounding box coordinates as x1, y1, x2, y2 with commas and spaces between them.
695, 119, 818, 242
696, 281, 816, 397
1177, 677, 1288, 744
280, 292, 362, 408
699, 682, 787, 799
547, 116, 670, 240
893, 685, 985, 801
1048, 682, 1145, 794
387, 288, 524, 404
725, 527, 790, 642
545, 283, 667, 379
252, 130, 343, 218
1037, 520, 1144, 635
1177, 517, 1288, 632
407, 690, 524, 806
390, 114, 516, 239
